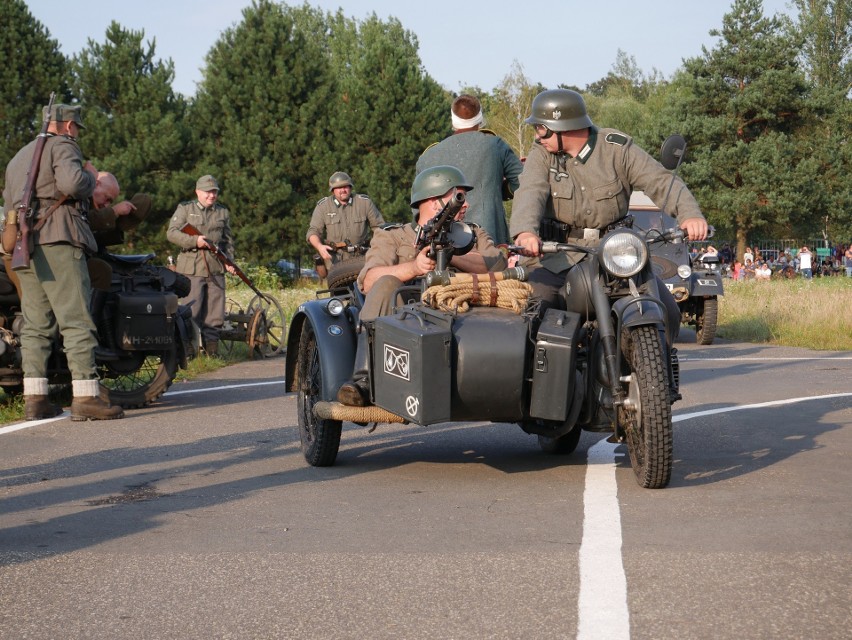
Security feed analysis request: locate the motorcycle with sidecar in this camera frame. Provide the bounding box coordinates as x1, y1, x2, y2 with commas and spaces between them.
285, 136, 695, 489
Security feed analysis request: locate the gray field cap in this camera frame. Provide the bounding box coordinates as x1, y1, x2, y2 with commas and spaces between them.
196, 175, 220, 191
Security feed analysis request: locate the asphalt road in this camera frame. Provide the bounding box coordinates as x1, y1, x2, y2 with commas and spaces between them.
1, 332, 850, 639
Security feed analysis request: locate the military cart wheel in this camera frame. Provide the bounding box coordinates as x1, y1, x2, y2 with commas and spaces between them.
327, 256, 366, 291
695, 297, 718, 345
619, 326, 673, 489
247, 294, 285, 357
296, 322, 342, 466
537, 426, 582, 455
219, 298, 244, 357
99, 346, 179, 409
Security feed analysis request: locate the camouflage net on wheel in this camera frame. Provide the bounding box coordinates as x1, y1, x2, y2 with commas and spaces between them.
422, 277, 533, 314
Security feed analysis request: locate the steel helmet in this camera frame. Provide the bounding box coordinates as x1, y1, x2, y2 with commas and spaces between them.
410, 165, 473, 207
328, 171, 354, 191
525, 89, 593, 132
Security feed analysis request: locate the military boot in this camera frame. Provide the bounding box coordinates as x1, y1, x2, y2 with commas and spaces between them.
204, 340, 219, 357
337, 329, 371, 406
70, 379, 124, 421
23, 377, 62, 420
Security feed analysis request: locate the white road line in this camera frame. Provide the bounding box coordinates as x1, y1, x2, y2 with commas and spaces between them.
577, 391, 852, 638
680, 356, 852, 361
578, 439, 630, 640
0, 379, 286, 435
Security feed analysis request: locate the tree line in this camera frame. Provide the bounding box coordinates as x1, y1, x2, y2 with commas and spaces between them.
2, 0, 849, 267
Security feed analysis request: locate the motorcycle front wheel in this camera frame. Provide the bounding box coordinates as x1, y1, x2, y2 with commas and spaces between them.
619, 325, 673, 488
296, 322, 342, 466
98, 346, 178, 409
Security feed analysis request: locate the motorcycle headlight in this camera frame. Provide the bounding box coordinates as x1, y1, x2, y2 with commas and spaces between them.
677, 264, 692, 279
600, 231, 648, 278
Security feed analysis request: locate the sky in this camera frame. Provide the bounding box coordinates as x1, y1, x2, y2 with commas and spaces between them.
27, 0, 796, 97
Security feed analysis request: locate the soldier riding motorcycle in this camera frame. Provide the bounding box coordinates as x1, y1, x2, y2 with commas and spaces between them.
286, 144, 704, 489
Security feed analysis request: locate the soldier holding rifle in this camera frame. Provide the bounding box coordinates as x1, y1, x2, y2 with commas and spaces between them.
167, 175, 236, 357
336, 165, 506, 407
2, 101, 124, 421
306, 171, 384, 277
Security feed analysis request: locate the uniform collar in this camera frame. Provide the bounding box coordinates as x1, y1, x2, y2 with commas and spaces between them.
333, 196, 353, 207
573, 127, 597, 164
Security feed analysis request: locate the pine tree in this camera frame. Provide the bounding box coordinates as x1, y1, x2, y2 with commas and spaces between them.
662, 0, 811, 258
70, 22, 190, 252
327, 13, 448, 223
190, 0, 336, 263
0, 0, 68, 184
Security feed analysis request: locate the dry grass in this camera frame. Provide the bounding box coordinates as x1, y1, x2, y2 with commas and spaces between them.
717, 277, 852, 350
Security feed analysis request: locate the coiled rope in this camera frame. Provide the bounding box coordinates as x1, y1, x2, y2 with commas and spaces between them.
422, 273, 532, 314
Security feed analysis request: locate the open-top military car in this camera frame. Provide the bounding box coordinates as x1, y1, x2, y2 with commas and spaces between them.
629, 191, 723, 345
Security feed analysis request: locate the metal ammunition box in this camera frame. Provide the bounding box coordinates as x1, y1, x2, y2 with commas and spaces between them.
115, 292, 177, 351
373, 307, 452, 426
530, 309, 581, 421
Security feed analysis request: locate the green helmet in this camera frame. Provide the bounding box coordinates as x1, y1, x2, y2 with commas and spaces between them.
410, 165, 473, 207
525, 89, 593, 132
328, 171, 353, 191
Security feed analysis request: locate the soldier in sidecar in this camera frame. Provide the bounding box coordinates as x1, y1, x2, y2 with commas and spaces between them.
336, 165, 506, 407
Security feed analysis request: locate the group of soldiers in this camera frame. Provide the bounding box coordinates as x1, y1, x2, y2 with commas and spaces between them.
1, 103, 236, 422
1, 88, 709, 419
307, 91, 708, 406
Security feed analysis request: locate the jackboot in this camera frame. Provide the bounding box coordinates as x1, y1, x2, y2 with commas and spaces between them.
23, 377, 62, 420
90, 289, 119, 361
70, 379, 124, 421
337, 329, 371, 406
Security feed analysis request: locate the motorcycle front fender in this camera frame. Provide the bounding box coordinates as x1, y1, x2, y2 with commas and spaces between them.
612, 279, 668, 332
285, 300, 357, 400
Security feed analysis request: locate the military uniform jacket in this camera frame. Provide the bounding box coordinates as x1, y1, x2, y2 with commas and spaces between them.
306, 194, 384, 247
356, 222, 507, 291
510, 128, 704, 248
2, 134, 97, 253
416, 129, 523, 246
167, 201, 234, 277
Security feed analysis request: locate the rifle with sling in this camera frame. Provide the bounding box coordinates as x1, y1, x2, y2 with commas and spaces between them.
8, 93, 56, 270
180, 223, 270, 301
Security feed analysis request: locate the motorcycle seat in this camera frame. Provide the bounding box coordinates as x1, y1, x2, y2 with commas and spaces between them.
104, 253, 157, 266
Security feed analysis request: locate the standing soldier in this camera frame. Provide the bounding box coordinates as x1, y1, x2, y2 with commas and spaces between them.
2, 103, 124, 420
416, 94, 523, 246
306, 171, 384, 277
167, 175, 236, 357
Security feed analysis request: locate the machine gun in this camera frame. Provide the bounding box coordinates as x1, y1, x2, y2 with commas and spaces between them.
10, 93, 56, 270
413, 190, 473, 272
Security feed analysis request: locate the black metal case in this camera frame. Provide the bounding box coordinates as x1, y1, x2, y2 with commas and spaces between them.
115, 291, 178, 350
529, 309, 581, 421
373, 307, 452, 426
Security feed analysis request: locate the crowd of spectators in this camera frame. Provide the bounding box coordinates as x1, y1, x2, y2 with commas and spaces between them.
692, 242, 852, 281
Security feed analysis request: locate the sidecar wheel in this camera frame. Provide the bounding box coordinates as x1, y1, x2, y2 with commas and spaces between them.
695, 297, 718, 345
537, 426, 582, 455
327, 256, 366, 291
99, 346, 178, 409
296, 322, 342, 466
620, 326, 673, 488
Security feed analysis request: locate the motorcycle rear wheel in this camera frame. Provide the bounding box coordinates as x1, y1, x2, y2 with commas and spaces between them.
99, 346, 178, 409
620, 326, 673, 488
296, 322, 342, 466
